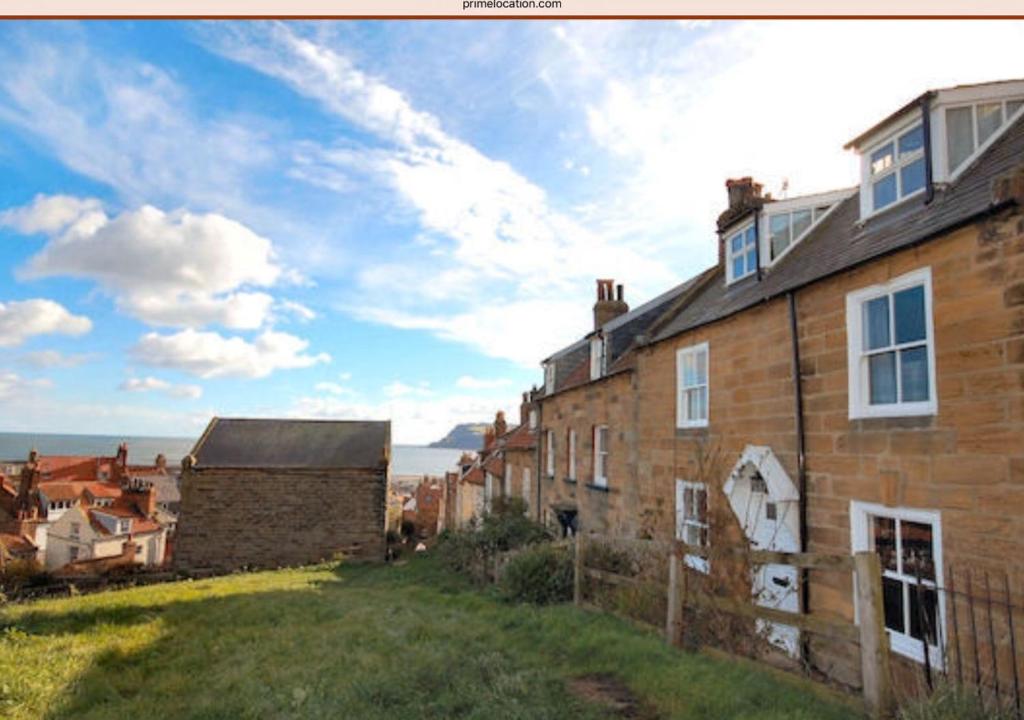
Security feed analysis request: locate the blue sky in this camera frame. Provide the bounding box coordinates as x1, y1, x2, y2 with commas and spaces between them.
2, 20, 1023, 444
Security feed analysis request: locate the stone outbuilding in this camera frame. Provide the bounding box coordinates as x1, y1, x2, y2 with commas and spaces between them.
175, 417, 390, 571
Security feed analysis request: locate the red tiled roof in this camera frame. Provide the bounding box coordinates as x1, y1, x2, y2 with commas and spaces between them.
84, 482, 122, 499
483, 455, 504, 477
502, 423, 536, 450
462, 465, 485, 486
35, 456, 115, 483
38, 483, 83, 502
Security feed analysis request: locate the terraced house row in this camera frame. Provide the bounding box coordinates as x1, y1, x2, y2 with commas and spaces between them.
457, 78, 1024, 687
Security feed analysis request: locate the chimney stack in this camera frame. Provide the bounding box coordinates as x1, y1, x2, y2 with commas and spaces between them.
520, 392, 531, 426
718, 177, 767, 267
494, 410, 507, 439
593, 278, 629, 330
155, 454, 167, 472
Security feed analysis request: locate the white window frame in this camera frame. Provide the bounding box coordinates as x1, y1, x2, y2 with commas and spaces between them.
544, 362, 556, 394
528, 409, 538, 430
522, 467, 531, 506
676, 342, 710, 429
504, 463, 512, 496
567, 428, 577, 481
944, 97, 1024, 179
725, 222, 757, 284
484, 474, 493, 512
676, 479, 710, 574
590, 335, 606, 381
863, 120, 926, 217
545, 430, 555, 477
593, 425, 609, 488
846, 267, 937, 420
851, 501, 945, 667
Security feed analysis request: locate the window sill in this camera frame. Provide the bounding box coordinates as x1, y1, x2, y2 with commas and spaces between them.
849, 401, 936, 421
585, 482, 610, 493
563, 477, 577, 485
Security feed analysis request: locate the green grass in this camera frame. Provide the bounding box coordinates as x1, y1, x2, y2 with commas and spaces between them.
0, 556, 863, 719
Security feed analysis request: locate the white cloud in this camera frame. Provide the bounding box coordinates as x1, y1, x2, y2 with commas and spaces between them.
119, 376, 203, 399
132, 328, 330, 379
553, 21, 1024, 250
0, 298, 92, 347
455, 375, 512, 390
277, 299, 316, 322
0, 194, 103, 235
13, 198, 289, 330
314, 381, 352, 396
288, 391, 513, 446
209, 25, 674, 367
383, 381, 433, 399
0, 43, 273, 214
20, 350, 98, 368
0, 372, 53, 403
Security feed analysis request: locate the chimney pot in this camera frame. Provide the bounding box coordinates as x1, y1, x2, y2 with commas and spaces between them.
593, 278, 629, 329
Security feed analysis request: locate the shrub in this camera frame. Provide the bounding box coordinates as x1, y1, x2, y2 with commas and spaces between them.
435, 499, 553, 582
500, 543, 573, 604
898, 684, 1017, 720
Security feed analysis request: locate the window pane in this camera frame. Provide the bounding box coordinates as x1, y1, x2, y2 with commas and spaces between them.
695, 488, 708, 523
946, 107, 974, 171
745, 249, 757, 274
883, 576, 906, 634
769, 214, 790, 258
732, 256, 745, 280
898, 125, 924, 156
685, 524, 701, 546
893, 285, 926, 343
695, 349, 708, 384
791, 209, 812, 239
901, 157, 926, 197
977, 102, 1003, 145
730, 233, 743, 254
901, 520, 935, 581
682, 354, 697, 386
909, 585, 939, 644
872, 515, 898, 572
686, 388, 702, 421
745, 226, 757, 247
684, 487, 694, 518
1009, 99, 1024, 117
696, 386, 707, 420
864, 296, 891, 350
900, 346, 930, 403
871, 142, 894, 175
873, 174, 897, 210
869, 352, 898, 405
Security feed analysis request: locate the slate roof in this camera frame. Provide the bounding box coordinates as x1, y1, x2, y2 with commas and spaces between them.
651, 112, 1024, 344
542, 271, 711, 397
190, 418, 391, 470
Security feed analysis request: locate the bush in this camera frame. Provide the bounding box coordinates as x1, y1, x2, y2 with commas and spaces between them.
435, 499, 553, 582
898, 684, 1017, 720
500, 543, 573, 604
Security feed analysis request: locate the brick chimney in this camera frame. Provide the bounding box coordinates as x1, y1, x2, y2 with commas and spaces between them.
494, 410, 507, 438
593, 279, 629, 330
483, 426, 496, 450
154, 454, 167, 472
717, 177, 767, 267
519, 392, 531, 426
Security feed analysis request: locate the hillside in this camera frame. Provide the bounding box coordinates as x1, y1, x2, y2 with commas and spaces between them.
428, 422, 487, 449
0, 556, 858, 720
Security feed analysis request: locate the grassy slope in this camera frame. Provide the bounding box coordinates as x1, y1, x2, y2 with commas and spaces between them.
0, 557, 861, 720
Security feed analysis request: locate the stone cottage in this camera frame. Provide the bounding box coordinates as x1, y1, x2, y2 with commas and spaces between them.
175, 418, 390, 570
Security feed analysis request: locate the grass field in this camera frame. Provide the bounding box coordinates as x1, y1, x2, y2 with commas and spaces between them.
0, 556, 862, 719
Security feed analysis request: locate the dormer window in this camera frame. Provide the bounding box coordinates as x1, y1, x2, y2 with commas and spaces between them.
726, 223, 757, 283
589, 335, 606, 381
544, 363, 556, 394
869, 123, 925, 213
946, 98, 1024, 176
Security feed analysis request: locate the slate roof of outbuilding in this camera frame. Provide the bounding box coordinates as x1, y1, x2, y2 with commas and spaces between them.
190, 418, 391, 470
651, 112, 1024, 344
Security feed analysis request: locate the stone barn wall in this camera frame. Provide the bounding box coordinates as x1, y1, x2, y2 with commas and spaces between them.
175, 467, 386, 570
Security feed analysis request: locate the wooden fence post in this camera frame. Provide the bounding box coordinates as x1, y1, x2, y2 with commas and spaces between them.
666, 546, 682, 646
855, 551, 893, 719
574, 533, 584, 606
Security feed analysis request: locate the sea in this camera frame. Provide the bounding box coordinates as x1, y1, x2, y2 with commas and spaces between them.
0, 432, 472, 477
